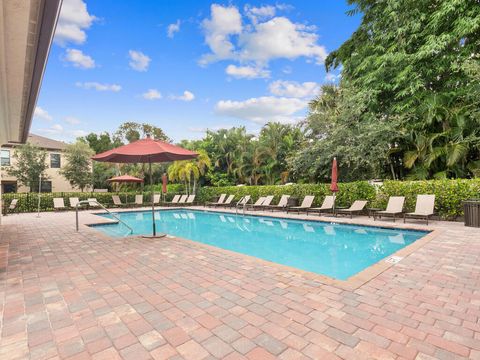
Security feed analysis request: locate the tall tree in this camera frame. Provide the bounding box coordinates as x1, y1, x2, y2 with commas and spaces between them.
60, 141, 94, 191
7, 143, 49, 192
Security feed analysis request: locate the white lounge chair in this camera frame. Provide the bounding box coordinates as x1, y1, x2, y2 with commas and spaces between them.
220, 194, 235, 207
336, 200, 368, 218
245, 197, 266, 210
134, 194, 143, 206
287, 196, 315, 214
404, 195, 435, 225
252, 195, 274, 210
307, 195, 335, 215
53, 198, 66, 211
88, 198, 100, 208
185, 195, 196, 206
178, 195, 188, 204
206, 193, 226, 207
8, 199, 18, 214
153, 194, 161, 204
374, 196, 405, 222
112, 195, 124, 207
235, 195, 251, 209
69, 197, 79, 208
264, 195, 290, 211
164, 194, 180, 206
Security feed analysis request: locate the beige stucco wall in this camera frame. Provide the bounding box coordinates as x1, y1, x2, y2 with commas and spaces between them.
1, 147, 93, 193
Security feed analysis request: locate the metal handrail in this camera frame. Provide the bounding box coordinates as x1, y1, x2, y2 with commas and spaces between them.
76, 200, 133, 233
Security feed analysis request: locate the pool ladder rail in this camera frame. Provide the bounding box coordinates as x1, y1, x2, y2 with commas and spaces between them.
75, 200, 133, 234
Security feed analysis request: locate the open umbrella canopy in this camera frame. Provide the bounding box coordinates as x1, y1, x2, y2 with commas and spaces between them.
92, 136, 198, 163
107, 175, 144, 183
91, 136, 198, 237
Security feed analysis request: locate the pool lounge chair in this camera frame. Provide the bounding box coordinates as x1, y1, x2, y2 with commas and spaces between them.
287, 196, 315, 214
88, 198, 100, 208
219, 194, 235, 207
374, 196, 405, 222
164, 194, 180, 206
336, 200, 368, 218
53, 198, 67, 211
235, 195, 251, 209
184, 195, 196, 206
153, 194, 161, 204
112, 195, 124, 207
134, 194, 143, 207
307, 195, 335, 216
404, 194, 435, 225
8, 199, 18, 214
205, 193, 227, 207
245, 197, 266, 211
179, 194, 189, 204
264, 195, 290, 211
69, 197, 79, 208
253, 195, 274, 210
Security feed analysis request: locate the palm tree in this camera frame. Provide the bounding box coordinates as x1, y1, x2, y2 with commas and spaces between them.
168, 150, 211, 193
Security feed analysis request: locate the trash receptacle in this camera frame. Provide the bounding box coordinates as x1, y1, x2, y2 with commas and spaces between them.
464, 199, 480, 227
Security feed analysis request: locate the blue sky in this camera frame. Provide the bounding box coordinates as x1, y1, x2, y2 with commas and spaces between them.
32, 0, 360, 142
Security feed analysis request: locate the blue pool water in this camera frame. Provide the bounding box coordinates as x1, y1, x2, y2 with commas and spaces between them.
92, 209, 427, 280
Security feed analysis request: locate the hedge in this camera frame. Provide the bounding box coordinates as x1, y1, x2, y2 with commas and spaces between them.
2, 179, 479, 219
197, 179, 480, 220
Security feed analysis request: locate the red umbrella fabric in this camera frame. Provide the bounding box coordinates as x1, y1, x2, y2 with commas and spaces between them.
92, 137, 197, 163
162, 173, 167, 194
107, 175, 144, 183
92, 136, 198, 237
330, 157, 339, 192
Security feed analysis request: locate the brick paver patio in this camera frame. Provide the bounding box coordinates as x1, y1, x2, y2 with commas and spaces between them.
1, 207, 480, 359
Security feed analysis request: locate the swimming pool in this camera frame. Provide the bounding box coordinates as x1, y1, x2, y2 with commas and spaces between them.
92, 209, 428, 280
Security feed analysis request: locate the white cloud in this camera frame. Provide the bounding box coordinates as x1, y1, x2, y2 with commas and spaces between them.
75, 82, 122, 91
244, 4, 276, 24
54, 0, 96, 45
170, 90, 195, 101
64, 116, 81, 125
70, 129, 88, 137
238, 17, 327, 65
225, 64, 270, 79
325, 72, 341, 82
64, 49, 95, 69
167, 20, 181, 38
200, 5, 327, 68
128, 50, 151, 72
34, 106, 53, 121
37, 124, 64, 135
269, 80, 320, 98
215, 96, 307, 124
199, 4, 242, 65
142, 89, 162, 100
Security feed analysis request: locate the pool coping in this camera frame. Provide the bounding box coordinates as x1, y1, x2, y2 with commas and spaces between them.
83, 206, 443, 291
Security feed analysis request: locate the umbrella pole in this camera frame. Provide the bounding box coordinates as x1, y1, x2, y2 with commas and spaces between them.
150, 161, 156, 236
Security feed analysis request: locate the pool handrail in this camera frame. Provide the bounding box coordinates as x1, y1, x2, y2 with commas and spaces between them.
75, 200, 133, 233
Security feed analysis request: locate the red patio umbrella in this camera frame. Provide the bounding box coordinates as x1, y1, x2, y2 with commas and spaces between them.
92, 136, 198, 237
330, 157, 339, 213
107, 175, 144, 203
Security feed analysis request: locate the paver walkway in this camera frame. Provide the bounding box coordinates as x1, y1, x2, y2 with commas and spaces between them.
0, 208, 480, 359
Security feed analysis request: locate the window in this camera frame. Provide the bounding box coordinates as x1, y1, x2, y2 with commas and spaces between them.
1, 149, 10, 166
50, 153, 61, 168
40, 181, 52, 193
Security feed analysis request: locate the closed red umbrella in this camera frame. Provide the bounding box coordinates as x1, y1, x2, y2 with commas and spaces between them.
162, 173, 167, 194
93, 136, 198, 237
330, 157, 339, 213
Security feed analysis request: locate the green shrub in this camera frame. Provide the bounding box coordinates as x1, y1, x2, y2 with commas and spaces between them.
3, 179, 478, 219
377, 179, 480, 220
197, 181, 376, 207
